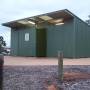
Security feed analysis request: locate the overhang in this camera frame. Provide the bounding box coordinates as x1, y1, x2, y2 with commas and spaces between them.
2, 9, 74, 28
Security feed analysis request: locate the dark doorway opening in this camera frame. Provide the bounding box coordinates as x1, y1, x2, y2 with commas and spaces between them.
36, 28, 47, 57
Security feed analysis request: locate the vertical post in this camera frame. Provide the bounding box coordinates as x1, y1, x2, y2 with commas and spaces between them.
58, 51, 63, 82
0, 54, 4, 90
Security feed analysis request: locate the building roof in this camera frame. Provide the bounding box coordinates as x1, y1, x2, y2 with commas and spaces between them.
2, 9, 88, 28
2, 9, 75, 28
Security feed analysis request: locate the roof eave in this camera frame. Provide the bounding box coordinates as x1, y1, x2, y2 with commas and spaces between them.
2, 9, 74, 28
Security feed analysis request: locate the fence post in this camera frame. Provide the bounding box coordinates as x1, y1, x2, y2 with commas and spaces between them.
58, 51, 63, 82
0, 54, 4, 90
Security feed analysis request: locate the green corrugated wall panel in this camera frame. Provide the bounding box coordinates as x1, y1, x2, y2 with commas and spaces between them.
46, 19, 74, 58
11, 27, 36, 56
87, 26, 90, 57
18, 27, 36, 56
11, 28, 19, 56
74, 17, 90, 58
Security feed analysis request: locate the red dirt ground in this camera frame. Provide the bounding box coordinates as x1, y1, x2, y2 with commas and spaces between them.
4, 56, 90, 65
64, 72, 90, 81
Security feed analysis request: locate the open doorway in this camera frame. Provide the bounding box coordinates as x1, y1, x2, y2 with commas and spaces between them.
36, 28, 47, 57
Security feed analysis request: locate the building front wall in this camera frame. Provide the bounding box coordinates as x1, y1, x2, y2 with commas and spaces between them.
11, 27, 36, 56
46, 19, 75, 58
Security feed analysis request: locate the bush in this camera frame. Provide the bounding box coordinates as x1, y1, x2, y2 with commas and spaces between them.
0, 36, 6, 54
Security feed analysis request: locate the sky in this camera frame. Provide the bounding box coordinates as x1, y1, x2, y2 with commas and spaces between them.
0, 0, 90, 47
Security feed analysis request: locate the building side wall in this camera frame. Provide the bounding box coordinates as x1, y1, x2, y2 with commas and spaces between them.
11, 29, 19, 56
46, 19, 75, 58
11, 27, 36, 56
74, 17, 90, 58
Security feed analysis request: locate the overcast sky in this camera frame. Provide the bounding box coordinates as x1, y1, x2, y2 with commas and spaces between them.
0, 0, 90, 47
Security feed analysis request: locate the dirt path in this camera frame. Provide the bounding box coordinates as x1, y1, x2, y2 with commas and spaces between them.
4, 56, 90, 66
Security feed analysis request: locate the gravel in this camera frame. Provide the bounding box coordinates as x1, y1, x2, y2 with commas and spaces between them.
3, 65, 90, 90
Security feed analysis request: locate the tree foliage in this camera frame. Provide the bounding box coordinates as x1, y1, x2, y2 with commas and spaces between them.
0, 36, 6, 53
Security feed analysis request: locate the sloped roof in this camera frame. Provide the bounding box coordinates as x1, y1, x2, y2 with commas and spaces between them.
2, 9, 75, 28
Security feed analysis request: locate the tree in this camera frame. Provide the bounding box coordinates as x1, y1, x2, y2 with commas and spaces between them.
0, 36, 6, 54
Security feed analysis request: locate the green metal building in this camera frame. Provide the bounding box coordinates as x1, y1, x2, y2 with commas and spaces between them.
2, 9, 90, 58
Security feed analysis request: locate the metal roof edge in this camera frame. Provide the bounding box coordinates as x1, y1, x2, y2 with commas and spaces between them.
64, 9, 89, 26
2, 9, 72, 27
2, 9, 89, 27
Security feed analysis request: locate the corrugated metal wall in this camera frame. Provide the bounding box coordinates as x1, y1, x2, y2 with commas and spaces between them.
46, 19, 75, 58
74, 17, 90, 58
11, 28, 19, 56
10, 16, 90, 58
11, 27, 36, 56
